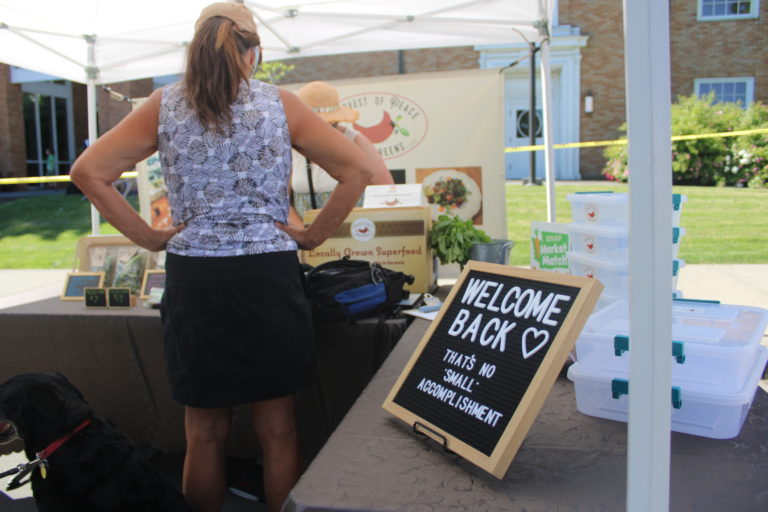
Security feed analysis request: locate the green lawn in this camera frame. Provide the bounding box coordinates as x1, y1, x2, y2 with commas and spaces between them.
0, 185, 766, 268
505, 182, 767, 266
0, 195, 131, 268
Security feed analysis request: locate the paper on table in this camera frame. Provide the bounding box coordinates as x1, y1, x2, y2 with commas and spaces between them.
403, 308, 439, 321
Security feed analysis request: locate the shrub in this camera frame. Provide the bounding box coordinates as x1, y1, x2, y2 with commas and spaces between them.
602, 94, 768, 188
730, 102, 768, 188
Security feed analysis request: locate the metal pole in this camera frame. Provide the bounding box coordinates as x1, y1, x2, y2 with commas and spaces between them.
539, 40, 556, 222
85, 35, 100, 235
624, 0, 673, 510
528, 42, 538, 186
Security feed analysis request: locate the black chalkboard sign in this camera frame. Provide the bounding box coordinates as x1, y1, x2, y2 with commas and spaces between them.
107, 287, 132, 309
383, 261, 603, 478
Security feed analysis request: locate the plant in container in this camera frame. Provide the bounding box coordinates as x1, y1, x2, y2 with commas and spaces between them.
428, 214, 491, 269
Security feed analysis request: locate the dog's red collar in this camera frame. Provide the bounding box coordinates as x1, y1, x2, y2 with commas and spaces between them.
2, 418, 92, 491
37, 418, 92, 460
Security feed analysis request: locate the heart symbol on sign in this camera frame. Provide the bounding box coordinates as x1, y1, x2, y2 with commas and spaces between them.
521, 327, 550, 359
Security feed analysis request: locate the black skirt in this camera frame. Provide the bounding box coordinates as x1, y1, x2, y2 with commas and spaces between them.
160, 251, 315, 408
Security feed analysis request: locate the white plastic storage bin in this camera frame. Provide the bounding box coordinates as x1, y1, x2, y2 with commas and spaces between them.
567, 346, 768, 439
569, 224, 685, 261
575, 299, 768, 393
569, 222, 628, 259
567, 192, 688, 227
594, 289, 626, 313
567, 192, 628, 226
567, 251, 629, 296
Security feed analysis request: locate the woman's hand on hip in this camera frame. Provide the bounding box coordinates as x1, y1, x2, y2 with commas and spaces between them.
145, 224, 185, 252
275, 221, 320, 250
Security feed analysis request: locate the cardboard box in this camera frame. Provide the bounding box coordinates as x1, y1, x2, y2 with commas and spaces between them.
301, 206, 434, 293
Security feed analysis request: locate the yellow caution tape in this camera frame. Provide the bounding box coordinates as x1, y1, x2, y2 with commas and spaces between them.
3, 127, 767, 183
0, 171, 137, 186
505, 127, 768, 153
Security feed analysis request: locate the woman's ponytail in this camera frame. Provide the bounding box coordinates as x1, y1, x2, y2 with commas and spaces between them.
184, 17, 260, 131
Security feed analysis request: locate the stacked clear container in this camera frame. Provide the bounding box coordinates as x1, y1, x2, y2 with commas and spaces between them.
566, 191, 687, 310
564, 192, 768, 439
567, 299, 768, 439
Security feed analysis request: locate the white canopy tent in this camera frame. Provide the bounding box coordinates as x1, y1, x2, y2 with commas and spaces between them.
0, 1, 552, 82
0, 1, 674, 510
0, 0, 557, 228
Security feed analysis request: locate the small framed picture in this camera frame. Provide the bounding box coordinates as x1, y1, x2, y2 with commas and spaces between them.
140, 269, 166, 300
83, 287, 108, 309
107, 287, 133, 309
61, 272, 105, 301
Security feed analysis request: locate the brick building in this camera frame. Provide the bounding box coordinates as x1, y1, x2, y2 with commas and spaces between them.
1, 0, 765, 182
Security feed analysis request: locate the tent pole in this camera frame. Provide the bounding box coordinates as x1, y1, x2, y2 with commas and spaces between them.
527, 42, 538, 186
539, 38, 556, 222
85, 35, 100, 235
623, 0, 673, 511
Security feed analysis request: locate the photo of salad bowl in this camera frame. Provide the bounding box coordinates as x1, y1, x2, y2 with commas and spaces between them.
421, 168, 482, 222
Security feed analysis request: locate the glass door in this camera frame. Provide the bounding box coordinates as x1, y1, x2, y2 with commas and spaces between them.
21, 81, 75, 183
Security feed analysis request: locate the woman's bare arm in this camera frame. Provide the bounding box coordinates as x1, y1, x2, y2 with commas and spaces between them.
277, 89, 372, 249
70, 89, 183, 251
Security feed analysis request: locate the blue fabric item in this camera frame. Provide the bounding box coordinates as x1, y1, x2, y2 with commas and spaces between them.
334, 282, 387, 316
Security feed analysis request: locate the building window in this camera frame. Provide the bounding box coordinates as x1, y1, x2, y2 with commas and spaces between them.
698, 0, 759, 20
694, 77, 754, 107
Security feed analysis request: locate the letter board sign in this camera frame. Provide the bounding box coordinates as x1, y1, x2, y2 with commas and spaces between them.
382, 261, 603, 478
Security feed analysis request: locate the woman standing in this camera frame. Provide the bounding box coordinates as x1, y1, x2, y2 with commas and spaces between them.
70, 3, 372, 511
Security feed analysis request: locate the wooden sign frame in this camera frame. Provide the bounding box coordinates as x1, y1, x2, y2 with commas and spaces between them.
61, 272, 105, 301
382, 261, 603, 478
74, 234, 163, 295
140, 269, 166, 300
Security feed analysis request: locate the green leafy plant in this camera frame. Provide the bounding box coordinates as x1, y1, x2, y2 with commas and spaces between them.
602, 93, 768, 188
428, 214, 490, 267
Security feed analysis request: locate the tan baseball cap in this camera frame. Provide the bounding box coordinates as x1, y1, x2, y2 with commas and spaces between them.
195, 2, 258, 34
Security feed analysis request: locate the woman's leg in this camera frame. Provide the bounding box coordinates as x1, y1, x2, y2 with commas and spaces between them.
183, 406, 232, 512
251, 395, 303, 512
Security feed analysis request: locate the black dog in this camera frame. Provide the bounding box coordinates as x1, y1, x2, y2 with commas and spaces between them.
0, 373, 195, 511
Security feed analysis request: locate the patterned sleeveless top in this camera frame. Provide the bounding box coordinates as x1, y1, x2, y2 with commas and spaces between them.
158, 80, 296, 257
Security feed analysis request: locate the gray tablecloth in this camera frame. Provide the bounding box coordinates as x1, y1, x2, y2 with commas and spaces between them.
0, 297, 408, 461
284, 317, 768, 512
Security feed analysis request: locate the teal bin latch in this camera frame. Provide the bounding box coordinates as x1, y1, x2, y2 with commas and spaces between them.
671, 386, 682, 409
672, 341, 686, 364
614, 335, 629, 356
611, 378, 629, 399
613, 335, 686, 364
610, 378, 683, 409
